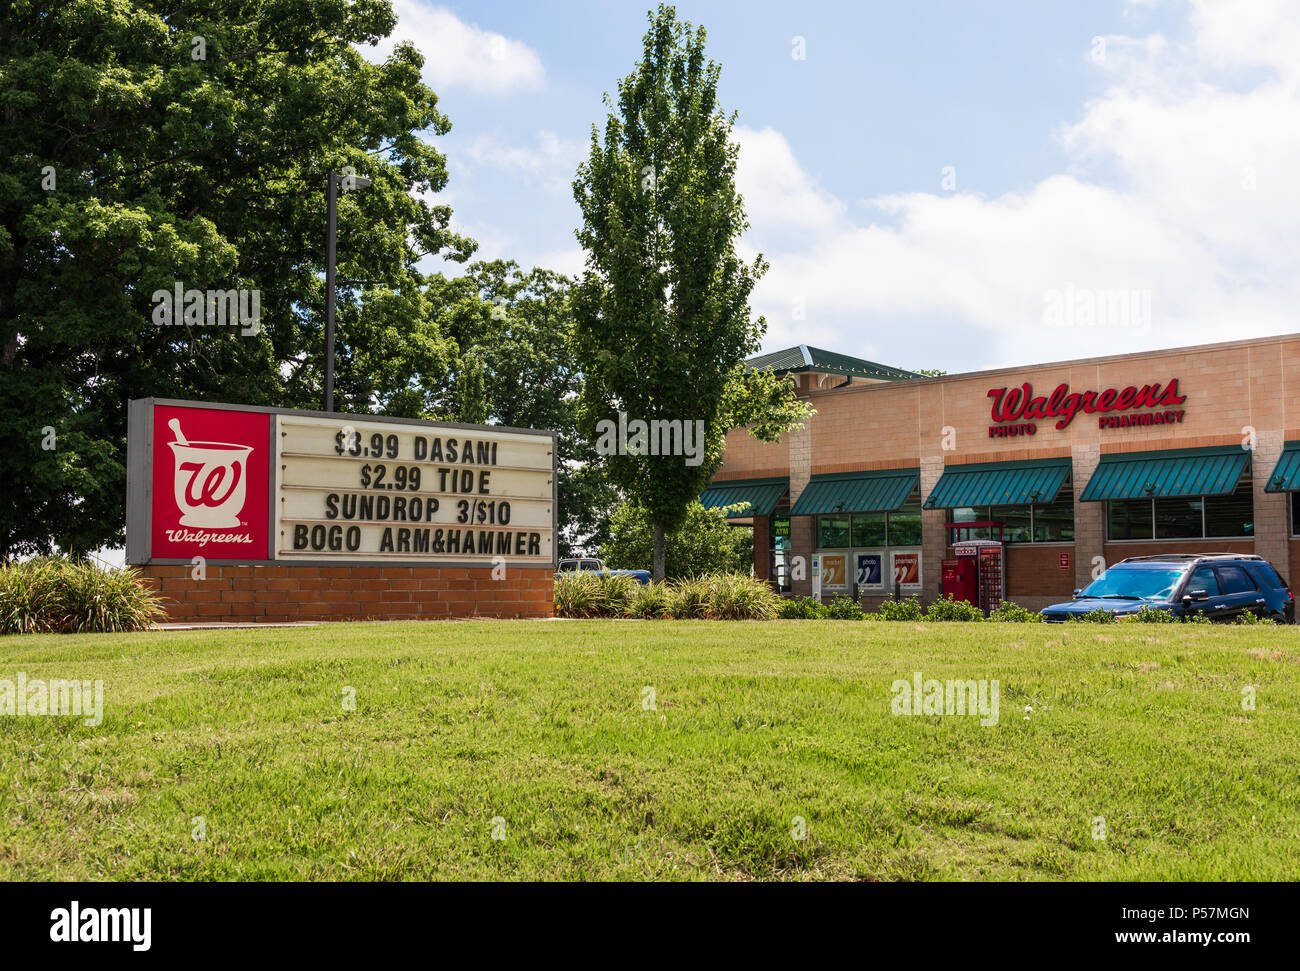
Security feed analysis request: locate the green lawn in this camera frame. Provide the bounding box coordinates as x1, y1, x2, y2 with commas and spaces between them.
1, 619, 1298, 881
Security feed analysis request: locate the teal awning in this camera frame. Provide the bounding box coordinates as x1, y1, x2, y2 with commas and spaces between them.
1078, 446, 1250, 502
790, 469, 919, 516
1264, 441, 1300, 492
699, 477, 788, 518
923, 458, 1070, 510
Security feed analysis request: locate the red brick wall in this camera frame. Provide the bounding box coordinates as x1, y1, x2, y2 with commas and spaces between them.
141, 564, 553, 622
1005, 544, 1077, 601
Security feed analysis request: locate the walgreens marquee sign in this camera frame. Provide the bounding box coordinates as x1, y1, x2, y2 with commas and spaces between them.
985, 379, 1187, 438
126, 398, 556, 566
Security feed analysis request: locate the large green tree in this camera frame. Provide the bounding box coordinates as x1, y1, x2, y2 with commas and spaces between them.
427, 261, 619, 557
571, 4, 809, 580
600, 500, 752, 579
0, 0, 472, 557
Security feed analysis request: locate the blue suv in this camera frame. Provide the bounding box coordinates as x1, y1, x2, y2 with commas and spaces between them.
1041, 554, 1294, 623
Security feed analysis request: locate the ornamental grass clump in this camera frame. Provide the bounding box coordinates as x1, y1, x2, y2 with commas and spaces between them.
0, 558, 166, 634
701, 573, 781, 620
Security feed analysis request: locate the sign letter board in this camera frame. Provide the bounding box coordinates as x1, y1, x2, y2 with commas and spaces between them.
127, 399, 556, 568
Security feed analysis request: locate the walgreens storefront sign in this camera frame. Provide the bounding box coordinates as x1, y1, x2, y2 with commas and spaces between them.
986, 379, 1187, 438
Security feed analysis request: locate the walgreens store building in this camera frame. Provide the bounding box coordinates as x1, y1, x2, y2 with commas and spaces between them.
707, 334, 1300, 611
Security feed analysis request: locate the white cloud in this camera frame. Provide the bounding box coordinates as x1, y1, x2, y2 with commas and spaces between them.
363, 1, 544, 94
737, 0, 1300, 369
463, 130, 585, 193
530, 246, 587, 278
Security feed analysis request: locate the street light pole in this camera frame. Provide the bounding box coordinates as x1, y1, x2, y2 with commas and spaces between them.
324, 172, 338, 412
324, 169, 371, 412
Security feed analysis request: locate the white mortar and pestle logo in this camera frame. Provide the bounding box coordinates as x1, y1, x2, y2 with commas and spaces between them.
167, 418, 251, 528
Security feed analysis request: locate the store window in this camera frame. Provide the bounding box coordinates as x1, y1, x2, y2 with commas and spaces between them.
888, 503, 922, 546
1107, 474, 1253, 540
1107, 499, 1152, 540
1155, 496, 1203, 539
815, 499, 923, 550
851, 511, 886, 547
818, 515, 851, 549
1032, 489, 1074, 542
944, 485, 1074, 543
989, 505, 1031, 543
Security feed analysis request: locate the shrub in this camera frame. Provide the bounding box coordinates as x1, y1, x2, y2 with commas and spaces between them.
0, 558, 60, 633
625, 581, 671, 619
703, 572, 781, 620
0, 558, 166, 634
555, 572, 783, 621
594, 572, 639, 617
876, 595, 923, 622
1067, 608, 1116, 623
988, 600, 1042, 623
1123, 604, 1177, 623
826, 595, 865, 620
1185, 611, 1212, 625
777, 596, 830, 620
925, 594, 983, 622
1235, 609, 1272, 625
667, 577, 711, 619
552, 571, 605, 618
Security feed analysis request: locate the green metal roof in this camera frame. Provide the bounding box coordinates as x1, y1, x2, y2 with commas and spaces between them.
746, 344, 925, 382
699, 477, 788, 518
1078, 446, 1250, 502
1264, 441, 1300, 492
923, 458, 1071, 510
790, 469, 920, 516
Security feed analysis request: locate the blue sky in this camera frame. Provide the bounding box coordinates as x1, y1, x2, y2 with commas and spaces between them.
365, 0, 1300, 374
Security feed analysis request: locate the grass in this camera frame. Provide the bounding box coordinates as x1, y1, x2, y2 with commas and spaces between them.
1, 619, 1298, 881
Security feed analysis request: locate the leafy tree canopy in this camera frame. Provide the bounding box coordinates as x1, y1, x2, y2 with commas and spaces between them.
0, 0, 473, 557
600, 500, 752, 579
429, 260, 619, 556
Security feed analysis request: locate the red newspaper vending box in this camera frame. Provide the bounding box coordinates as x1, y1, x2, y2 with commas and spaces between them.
941, 557, 977, 605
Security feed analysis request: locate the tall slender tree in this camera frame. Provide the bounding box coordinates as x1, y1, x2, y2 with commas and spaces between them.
572, 4, 809, 580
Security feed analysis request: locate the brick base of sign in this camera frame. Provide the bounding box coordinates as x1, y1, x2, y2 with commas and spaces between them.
140, 564, 554, 623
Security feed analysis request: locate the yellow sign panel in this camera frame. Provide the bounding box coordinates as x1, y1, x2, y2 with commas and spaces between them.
821, 553, 847, 587
274, 415, 554, 564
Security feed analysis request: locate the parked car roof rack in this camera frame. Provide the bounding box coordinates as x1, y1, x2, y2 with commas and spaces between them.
1117, 553, 1264, 563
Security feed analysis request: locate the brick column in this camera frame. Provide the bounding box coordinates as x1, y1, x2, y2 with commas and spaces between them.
788, 419, 813, 596
920, 454, 946, 606
1072, 444, 1103, 590
1252, 431, 1289, 579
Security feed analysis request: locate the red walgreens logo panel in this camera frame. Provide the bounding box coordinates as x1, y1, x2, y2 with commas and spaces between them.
149, 404, 271, 559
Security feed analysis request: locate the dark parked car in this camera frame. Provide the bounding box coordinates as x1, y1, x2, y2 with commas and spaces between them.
1040, 554, 1294, 623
